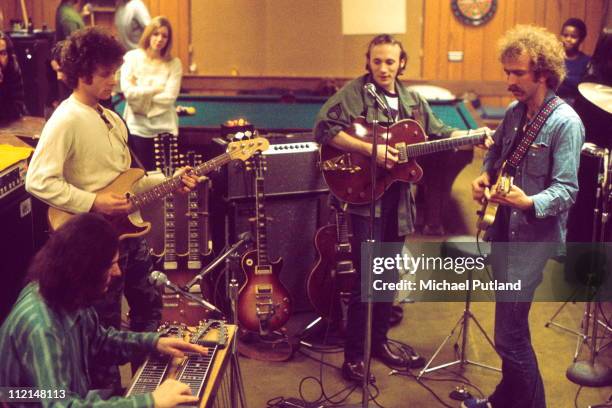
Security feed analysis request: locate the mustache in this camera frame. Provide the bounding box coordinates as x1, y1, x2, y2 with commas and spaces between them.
508, 86, 522, 93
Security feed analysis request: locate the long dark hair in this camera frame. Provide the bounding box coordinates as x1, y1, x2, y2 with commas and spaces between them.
0, 31, 21, 76
28, 213, 119, 312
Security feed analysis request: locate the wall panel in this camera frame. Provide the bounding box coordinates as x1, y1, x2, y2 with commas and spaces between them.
1, 0, 609, 108
422, 0, 609, 94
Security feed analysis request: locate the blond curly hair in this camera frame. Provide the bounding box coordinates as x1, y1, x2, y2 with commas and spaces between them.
498, 25, 566, 90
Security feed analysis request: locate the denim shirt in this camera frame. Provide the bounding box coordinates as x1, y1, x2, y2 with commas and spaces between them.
483, 91, 585, 243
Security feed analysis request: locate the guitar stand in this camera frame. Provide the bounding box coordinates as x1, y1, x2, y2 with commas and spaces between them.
227, 276, 249, 408
418, 267, 500, 379
297, 315, 345, 350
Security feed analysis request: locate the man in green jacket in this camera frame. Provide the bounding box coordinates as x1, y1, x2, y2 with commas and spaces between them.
314, 34, 491, 383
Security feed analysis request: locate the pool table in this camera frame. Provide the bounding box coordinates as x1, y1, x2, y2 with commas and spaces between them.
113, 93, 479, 144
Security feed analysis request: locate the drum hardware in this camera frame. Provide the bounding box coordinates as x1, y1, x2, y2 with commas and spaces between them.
578, 82, 612, 115
565, 142, 612, 387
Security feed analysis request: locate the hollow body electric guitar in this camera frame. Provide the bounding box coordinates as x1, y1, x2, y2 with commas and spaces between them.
476, 161, 513, 231
320, 117, 487, 205
237, 153, 292, 335
47, 138, 269, 239
307, 202, 356, 325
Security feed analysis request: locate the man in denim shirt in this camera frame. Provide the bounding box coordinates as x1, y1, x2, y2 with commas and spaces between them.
466, 26, 584, 408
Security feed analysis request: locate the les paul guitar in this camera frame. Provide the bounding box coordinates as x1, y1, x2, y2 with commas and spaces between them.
320, 117, 487, 205
237, 153, 292, 335
476, 162, 513, 231
47, 137, 269, 239
307, 201, 356, 325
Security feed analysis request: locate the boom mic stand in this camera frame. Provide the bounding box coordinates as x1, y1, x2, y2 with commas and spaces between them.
183, 232, 251, 408
184, 232, 253, 291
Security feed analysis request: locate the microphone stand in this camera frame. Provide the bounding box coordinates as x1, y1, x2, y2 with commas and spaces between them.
361, 89, 393, 408
184, 236, 251, 291
182, 234, 251, 407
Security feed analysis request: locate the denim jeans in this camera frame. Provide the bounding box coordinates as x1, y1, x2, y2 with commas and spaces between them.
489, 301, 546, 408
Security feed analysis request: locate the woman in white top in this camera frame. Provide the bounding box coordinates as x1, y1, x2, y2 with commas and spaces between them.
121, 16, 182, 170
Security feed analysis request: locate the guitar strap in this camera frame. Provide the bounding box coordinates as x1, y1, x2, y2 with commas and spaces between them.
96, 104, 149, 173
504, 96, 565, 173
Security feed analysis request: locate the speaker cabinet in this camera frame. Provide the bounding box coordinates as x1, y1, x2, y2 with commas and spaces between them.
208, 135, 328, 200
0, 188, 35, 324
224, 193, 330, 312
8, 32, 53, 117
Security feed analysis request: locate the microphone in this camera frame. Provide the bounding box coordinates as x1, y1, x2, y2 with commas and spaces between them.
183, 232, 254, 290
581, 142, 608, 158
149, 271, 224, 316
237, 231, 254, 244
364, 83, 391, 116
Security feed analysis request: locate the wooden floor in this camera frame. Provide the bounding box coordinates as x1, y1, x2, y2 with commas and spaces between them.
121, 148, 612, 407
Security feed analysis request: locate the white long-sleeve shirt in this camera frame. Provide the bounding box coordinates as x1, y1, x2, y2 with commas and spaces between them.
121, 48, 182, 138
25, 95, 161, 213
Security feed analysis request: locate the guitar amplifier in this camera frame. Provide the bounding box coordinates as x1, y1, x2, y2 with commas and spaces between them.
0, 159, 27, 200
208, 134, 329, 200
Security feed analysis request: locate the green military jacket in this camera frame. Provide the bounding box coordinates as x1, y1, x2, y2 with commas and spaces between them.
314, 74, 456, 236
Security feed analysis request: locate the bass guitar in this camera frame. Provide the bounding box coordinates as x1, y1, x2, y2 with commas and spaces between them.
307, 201, 356, 325
47, 137, 269, 239
476, 162, 513, 231
237, 153, 292, 335
320, 117, 487, 205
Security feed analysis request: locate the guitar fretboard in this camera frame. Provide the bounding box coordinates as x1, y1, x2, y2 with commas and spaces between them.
164, 196, 177, 269
125, 353, 170, 396
186, 156, 202, 269
255, 173, 270, 269
187, 199, 202, 269
175, 348, 218, 399
403, 133, 486, 158
336, 209, 350, 246
130, 153, 232, 209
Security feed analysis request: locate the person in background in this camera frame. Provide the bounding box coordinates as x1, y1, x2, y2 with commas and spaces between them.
115, 0, 151, 51
48, 40, 71, 109
55, 0, 87, 42
557, 18, 591, 105
0, 213, 205, 407
120, 16, 182, 170
0, 31, 27, 122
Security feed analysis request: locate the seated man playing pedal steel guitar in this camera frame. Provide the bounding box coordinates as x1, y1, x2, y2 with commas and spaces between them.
466, 25, 584, 408
25, 27, 199, 392
0, 213, 206, 407
314, 33, 491, 384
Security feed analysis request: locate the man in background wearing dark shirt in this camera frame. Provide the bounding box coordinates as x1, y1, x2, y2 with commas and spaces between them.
557, 18, 591, 105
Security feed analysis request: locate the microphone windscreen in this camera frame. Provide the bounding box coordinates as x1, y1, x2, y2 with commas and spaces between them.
149, 271, 168, 287
237, 231, 253, 243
